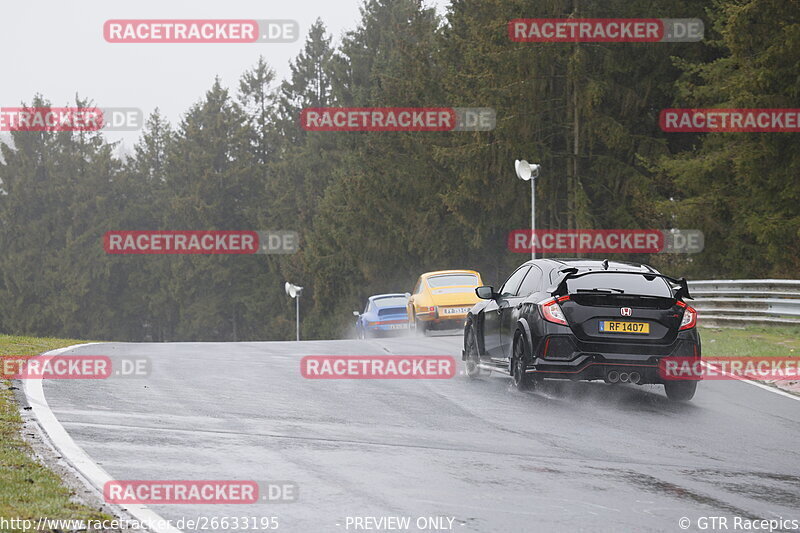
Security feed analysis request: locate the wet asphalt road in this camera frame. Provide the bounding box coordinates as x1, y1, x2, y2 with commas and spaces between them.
40, 335, 800, 533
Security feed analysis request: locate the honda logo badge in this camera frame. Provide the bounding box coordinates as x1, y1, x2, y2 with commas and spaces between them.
620, 307, 632, 316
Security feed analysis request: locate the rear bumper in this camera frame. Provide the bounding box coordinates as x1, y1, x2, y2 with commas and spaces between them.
420, 317, 467, 330
417, 312, 469, 320
529, 341, 701, 384
417, 305, 475, 323
458, 350, 693, 384
459, 331, 701, 384
366, 323, 409, 335
416, 309, 469, 329
527, 355, 675, 384
525, 326, 700, 384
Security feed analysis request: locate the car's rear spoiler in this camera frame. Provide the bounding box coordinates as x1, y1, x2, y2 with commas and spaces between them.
547, 269, 693, 301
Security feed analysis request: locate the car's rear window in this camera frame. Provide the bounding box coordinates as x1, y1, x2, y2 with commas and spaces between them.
374, 296, 407, 308
427, 274, 478, 288
566, 272, 672, 297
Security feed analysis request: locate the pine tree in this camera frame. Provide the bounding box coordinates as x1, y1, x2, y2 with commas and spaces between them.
659, 0, 800, 277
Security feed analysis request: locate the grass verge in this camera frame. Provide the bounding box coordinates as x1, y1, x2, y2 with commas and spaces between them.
700, 324, 800, 358
0, 335, 111, 532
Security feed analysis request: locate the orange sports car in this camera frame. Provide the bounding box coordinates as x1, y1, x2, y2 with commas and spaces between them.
407, 270, 483, 334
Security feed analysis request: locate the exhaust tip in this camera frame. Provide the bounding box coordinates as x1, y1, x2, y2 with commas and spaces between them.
629, 371, 641, 384
619, 372, 630, 383
607, 371, 619, 383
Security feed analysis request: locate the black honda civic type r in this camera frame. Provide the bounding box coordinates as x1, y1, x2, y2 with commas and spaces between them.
462, 259, 700, 401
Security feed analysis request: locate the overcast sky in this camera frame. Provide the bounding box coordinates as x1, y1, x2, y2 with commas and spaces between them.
2, 0, 449, 151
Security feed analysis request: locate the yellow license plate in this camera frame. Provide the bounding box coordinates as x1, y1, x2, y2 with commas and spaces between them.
599, 321, 650, 334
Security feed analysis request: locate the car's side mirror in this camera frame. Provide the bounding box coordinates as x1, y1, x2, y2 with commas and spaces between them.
352, 311, 359, 316
404, 292, 411, 298
476, 285, 496, 300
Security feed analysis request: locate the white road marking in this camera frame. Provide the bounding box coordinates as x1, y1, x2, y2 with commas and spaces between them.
701, 361, 800, 402
23, 343, 183, 533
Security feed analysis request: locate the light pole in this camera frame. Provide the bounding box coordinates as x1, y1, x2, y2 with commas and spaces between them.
515, 160, 541, 260
285, 282, 304, 341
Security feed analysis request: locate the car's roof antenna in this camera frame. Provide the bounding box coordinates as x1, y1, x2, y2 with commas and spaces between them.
602, 259, 609, 270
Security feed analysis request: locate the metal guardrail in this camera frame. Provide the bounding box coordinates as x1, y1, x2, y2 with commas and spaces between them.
688, 279, 800, 327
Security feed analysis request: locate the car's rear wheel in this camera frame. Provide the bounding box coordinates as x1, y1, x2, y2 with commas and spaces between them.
511, 332, 534, 391
464, 326, 482, 379
664, 380, 697, 402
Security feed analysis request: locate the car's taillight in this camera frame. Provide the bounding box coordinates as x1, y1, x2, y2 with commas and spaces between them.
539, 296, 569, 326
676, 301, 697, 330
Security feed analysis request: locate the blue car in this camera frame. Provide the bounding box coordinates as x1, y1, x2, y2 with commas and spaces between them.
353, 293, 410, 339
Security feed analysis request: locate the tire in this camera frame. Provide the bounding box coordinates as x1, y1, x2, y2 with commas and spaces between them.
511, 332, 535, 391
664, 380, 697, 402
464, 326, 482, 379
